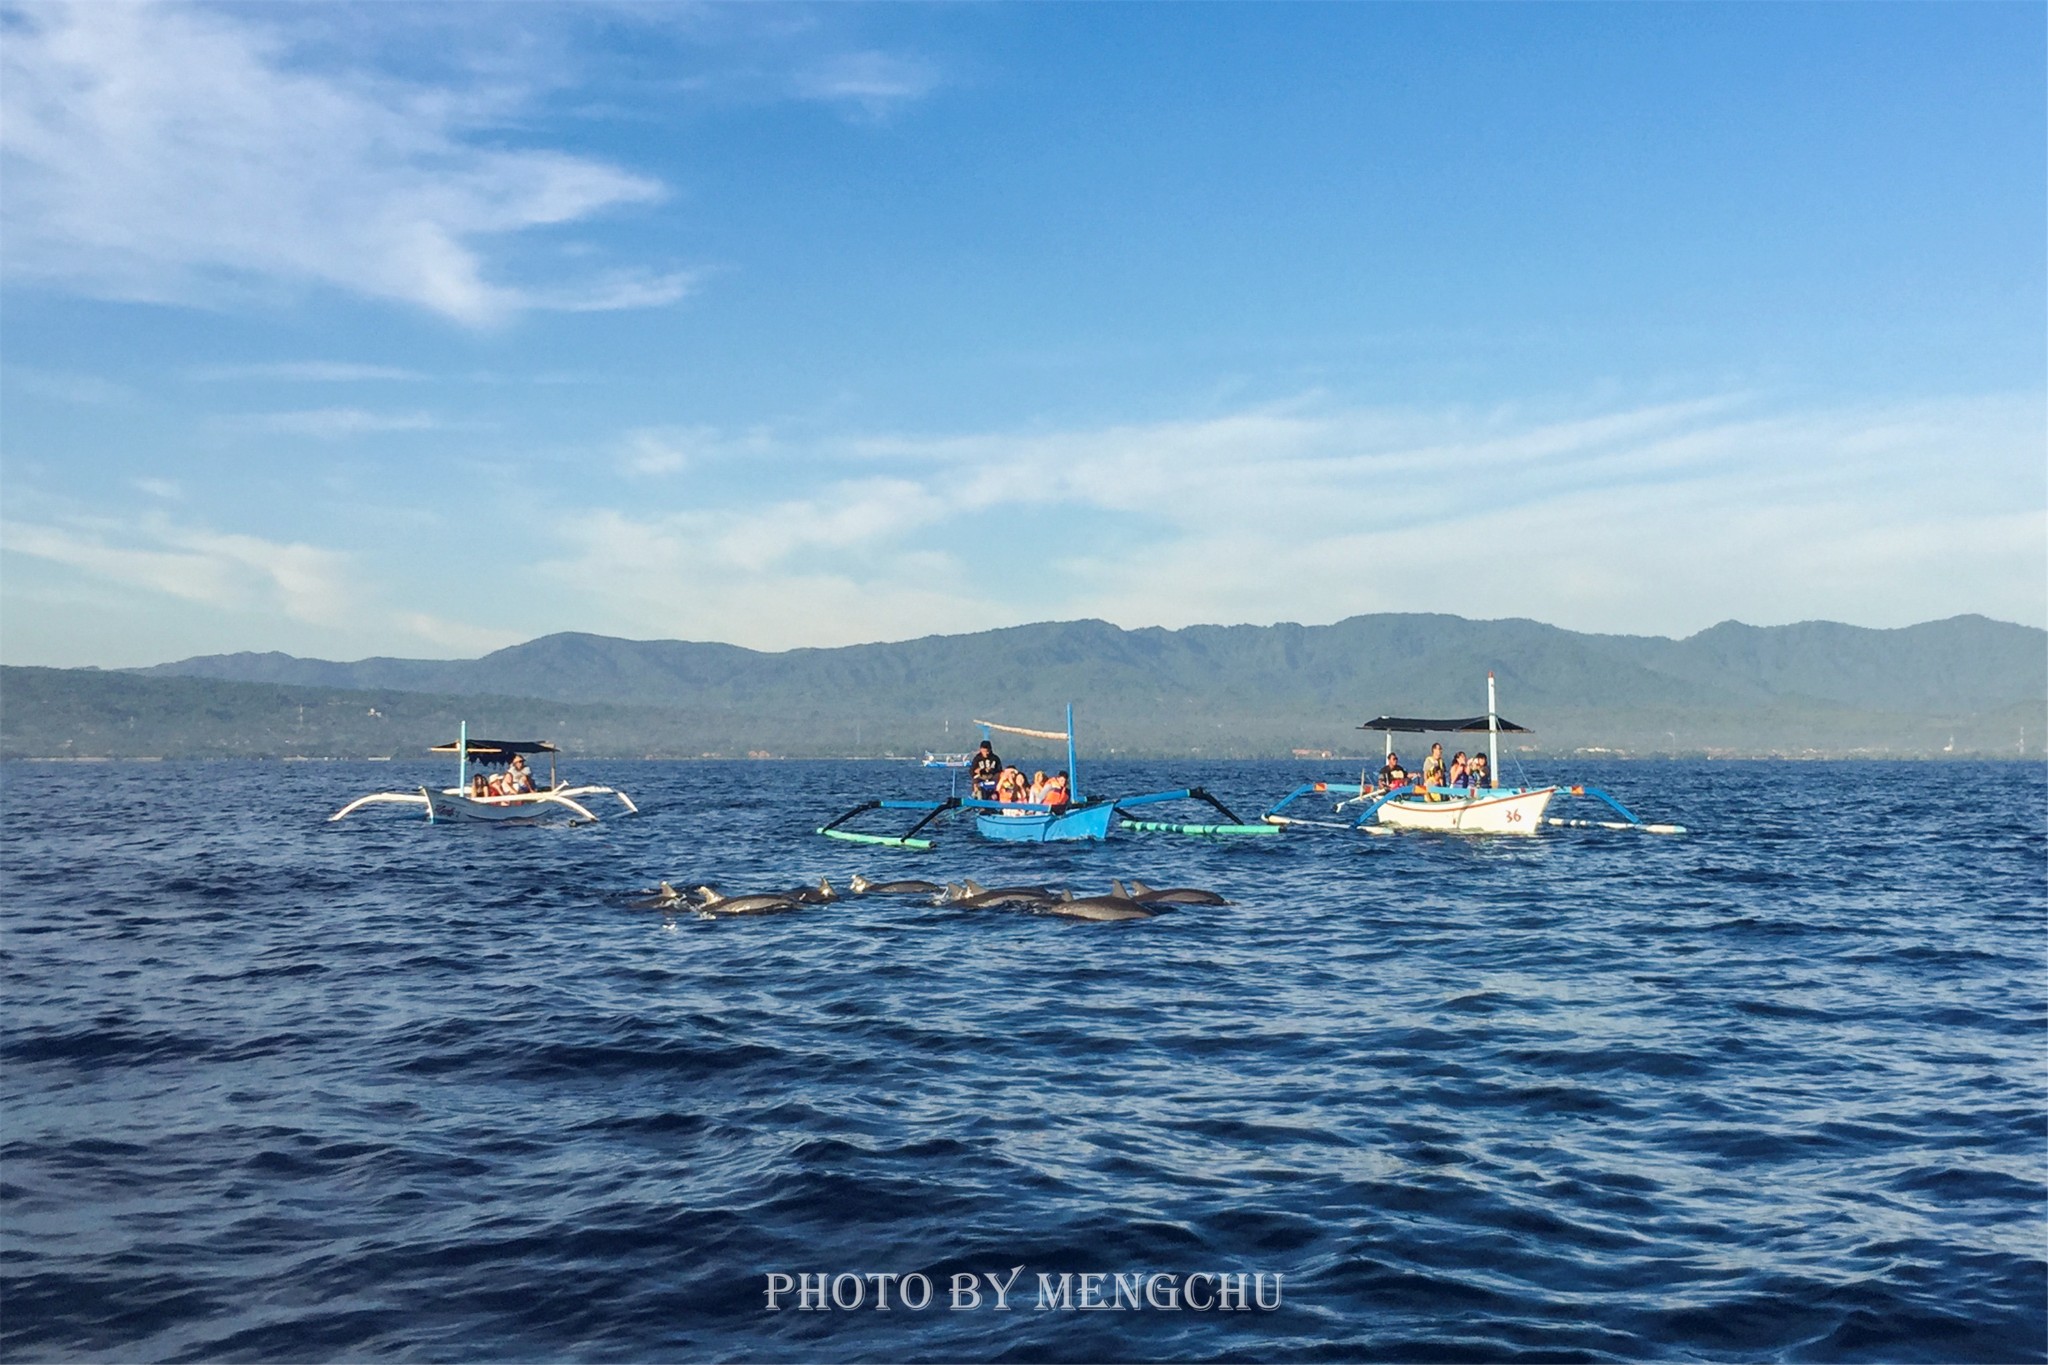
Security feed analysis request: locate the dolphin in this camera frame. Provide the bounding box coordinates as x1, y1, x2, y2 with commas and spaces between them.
1042, 891, 1164, 922
938, 880, 1058, 909
692, 887, 805, 916
627, 879, 689, 910
1119, 879, 1231, 905
848, 875, 944, 896
784, 876, 837, 904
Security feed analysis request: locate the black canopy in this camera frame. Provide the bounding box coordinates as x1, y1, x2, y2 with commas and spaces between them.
430, 738, 560, 766
1358, 715, 1531, 734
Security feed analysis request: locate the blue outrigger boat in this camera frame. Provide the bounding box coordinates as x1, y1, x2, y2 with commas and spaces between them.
816, 706, 1275, 848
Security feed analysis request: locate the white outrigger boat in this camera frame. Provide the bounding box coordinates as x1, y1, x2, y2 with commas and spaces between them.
329, 724, 638, 825
1263, 674, 1685, 836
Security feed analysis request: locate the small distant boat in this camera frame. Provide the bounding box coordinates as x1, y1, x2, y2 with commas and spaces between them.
329, 724, 638, 824
818, 706, 1273, 847
1263, 674, 1685, 836
921, 752, 971, 769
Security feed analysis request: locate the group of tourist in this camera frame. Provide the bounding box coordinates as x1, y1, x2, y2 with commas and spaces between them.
969, 741, 1073, 811
468, 753, 539, 799
1376, 741, 1489, 799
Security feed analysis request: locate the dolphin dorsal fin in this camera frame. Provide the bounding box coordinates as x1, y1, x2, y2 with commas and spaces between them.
818, 876, 833, 896
965, 878, 986, 894
659, 880, 677, 898
1111, 880, 1129, 899
850, 874, 869, 892
1128, 879, 1152, 897
695, 885, 721, 905
1061, 889, 1073, 901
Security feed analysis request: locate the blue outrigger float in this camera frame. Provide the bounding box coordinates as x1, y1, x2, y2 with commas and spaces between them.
817, 706, 1276, 848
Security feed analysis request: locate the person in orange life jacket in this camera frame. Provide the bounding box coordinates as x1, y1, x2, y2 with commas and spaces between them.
1044, 772, 1072, 811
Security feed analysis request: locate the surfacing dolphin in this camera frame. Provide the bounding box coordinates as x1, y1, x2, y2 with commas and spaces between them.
938, 878, 1060, 909
848, 875, 945, 896
783, 876, 838, 904
693, 887, 805, 917
1042, 891, 1165, 922
1116, 879, 1231, 906
627, 880, 690, 910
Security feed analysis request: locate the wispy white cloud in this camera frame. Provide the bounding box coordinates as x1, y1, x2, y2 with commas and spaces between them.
220, 407, 449, 438
790, 49, 941, 119
396, 610, 522, 655
1, 513, 356, 625
134, 477, 182, 500
0, 1, 688, 324
536, 392, 2047, 646
4, 364, 132, 404
189, 361, 427, 383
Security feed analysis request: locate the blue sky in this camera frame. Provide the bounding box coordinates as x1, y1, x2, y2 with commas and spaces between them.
2, 1, 2042, 667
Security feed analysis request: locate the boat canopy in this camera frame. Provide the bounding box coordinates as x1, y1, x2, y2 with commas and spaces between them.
428, 738, 560, 766
1358, 715, 1531, 733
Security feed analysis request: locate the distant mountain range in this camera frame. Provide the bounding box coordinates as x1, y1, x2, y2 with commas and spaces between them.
5, 613, 2043, 760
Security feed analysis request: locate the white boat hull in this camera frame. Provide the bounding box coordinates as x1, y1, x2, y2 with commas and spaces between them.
1376, 786, 1556, 835
331, 784, 636, 824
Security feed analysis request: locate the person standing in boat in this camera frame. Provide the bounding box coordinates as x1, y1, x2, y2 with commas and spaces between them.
970, 741, 1002, 799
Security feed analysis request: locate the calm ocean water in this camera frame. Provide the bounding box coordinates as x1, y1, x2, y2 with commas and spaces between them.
2, 757, 2042, 1363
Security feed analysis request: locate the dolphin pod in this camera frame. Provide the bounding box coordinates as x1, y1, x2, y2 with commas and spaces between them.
631, 874, 1227, 921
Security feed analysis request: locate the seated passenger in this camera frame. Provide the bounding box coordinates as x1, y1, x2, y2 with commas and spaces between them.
1446, 752, 1469, 790
485, 772, 508, 797
1045, 772, 1071, 811
995, 766, 1028, 808
1469, 752, 1490, 789
1027, 770, 1049, 805
504, 754, 537, 794
471, 774, 490, 798
1420, 743, 1446, 789
1378, 751, 1404, 788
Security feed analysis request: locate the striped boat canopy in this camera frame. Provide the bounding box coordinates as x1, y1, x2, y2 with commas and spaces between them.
1358, 716, 1531, 733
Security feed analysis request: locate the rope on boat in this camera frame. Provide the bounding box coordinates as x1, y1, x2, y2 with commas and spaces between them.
971, 721, 1070, 741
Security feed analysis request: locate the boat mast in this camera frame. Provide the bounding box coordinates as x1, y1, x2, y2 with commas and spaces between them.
1486, 673, 1499, 790
1066, 703, 1080, 802
459, 720, 468, 792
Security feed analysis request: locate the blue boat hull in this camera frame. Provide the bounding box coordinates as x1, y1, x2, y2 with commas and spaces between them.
974, 802, 1117, 842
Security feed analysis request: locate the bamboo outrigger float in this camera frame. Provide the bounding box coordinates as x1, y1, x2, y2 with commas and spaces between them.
329, 723, 639, 824
1263, 673, 1685, 836
817, 706, 1276, 847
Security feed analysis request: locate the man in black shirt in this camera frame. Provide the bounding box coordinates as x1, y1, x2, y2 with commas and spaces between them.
970, 741, 1002, 798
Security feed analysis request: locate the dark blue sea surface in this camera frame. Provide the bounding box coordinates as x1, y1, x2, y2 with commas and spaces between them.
2, 758, 2043, 1363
